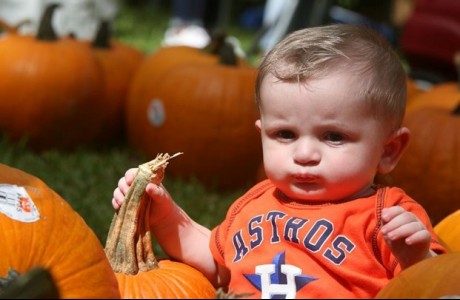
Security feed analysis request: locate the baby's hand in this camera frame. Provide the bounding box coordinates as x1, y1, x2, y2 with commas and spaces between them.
381, 206, 433, 269
111, 167, 176, 226
112, 168, 137, 210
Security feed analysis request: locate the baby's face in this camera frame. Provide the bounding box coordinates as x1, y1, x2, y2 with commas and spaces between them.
256, 72, 390, 202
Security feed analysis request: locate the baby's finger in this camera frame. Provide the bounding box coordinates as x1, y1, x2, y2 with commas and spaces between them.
113, 186, 125, 201
146, 183, 171, 200
404, 229, 431, 245
118, 176, 130, 195
112, 198, 120, 210
381, 206, 405, 223
112, 197, 121, 210
125, 168, 137, 185
381, 210, 419, 236
113, 187, 126, 208
382, 220, 425, 241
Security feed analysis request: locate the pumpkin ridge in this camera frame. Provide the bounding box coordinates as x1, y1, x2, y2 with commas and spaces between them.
151, 271, 182, 297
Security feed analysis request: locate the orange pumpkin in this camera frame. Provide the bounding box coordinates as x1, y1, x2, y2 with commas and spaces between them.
0, 163, 120, 298
378, 82, 460, 225
86, 20, 145, 144
114, 259, 216, 298
0, 4, 105, 151
126, 37, 262, 190
375, 252, 460, 298
105, 154, 216, 298
406, 76, 425, 103
434, 209, 460, 252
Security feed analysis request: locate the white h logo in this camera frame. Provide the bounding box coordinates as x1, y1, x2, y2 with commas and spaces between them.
256, 264, 301, 299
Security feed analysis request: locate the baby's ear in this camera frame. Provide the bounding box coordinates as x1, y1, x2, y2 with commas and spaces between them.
255, 119, 261, 132
378, 127, 411, 174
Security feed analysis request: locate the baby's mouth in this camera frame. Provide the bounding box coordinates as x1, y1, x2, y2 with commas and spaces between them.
292, 174, 318, 183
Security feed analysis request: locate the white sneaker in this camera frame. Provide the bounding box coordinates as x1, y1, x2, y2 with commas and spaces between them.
162, 24, 211, 48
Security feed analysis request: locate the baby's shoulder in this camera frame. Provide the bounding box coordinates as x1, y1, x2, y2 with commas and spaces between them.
378, 185, 419, 207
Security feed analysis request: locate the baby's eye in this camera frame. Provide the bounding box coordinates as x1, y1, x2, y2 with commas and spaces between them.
324, 132, 344, 143
276, 130, 296, 140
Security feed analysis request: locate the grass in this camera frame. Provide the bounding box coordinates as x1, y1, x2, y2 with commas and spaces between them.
0, 137, 139, 245
0, 138, 243, 255
0, 136, 243, 257
0, 2, 257, 257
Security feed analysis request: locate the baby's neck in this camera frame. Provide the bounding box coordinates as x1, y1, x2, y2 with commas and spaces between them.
341, 183, 377, 202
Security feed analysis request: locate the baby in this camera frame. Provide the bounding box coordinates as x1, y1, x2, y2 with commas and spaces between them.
113, 24, 446, 298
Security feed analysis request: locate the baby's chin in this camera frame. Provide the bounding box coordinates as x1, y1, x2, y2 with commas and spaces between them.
270, 177, 338, 201
280, 184, 332, 202
283, 184, 377, 203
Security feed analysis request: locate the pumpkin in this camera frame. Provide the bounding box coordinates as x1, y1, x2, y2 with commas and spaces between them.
85, 20, 145, 144
406, 76, 425, 103
434, 209, 460, 252
375, 252, 460, 298
126, 34, 262, 190
255, 162, 266, 182
0, 3, 105, 151
0, 163, 120, 298
105, 153, 216, 298
376, 81, 460, 225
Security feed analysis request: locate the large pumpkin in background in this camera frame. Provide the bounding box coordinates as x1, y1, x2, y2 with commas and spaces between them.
0, 163, 120, 298
126, 37, 262, 190
375, 252, 460, 298
0, 4, 105, 151
377, 81, 460, 225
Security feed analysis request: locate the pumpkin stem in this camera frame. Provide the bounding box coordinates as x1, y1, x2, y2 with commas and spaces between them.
218, 42, 238, 66
203, 29, 226, 55
453, 103, 460, 115
36, 3, 60, 41
0, 267, 59, 299
104, 153, 182, 275
92, 20, 112, 49
203, 29, 238, 66
0, 19, 14, 34
0, 19, 31, 35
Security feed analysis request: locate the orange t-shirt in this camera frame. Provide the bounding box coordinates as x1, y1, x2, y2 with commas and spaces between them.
210, 180, 446, 298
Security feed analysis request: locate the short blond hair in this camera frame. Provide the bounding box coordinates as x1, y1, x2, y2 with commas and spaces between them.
255, 24, 407, 131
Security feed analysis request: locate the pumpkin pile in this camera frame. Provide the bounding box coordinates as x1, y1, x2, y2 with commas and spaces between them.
125, 32, 262, 190
0, 3, 144, 151
0, 163, 120, 298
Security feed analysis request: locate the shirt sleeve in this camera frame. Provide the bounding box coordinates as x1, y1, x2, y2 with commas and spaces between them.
378, 187, 447, 274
